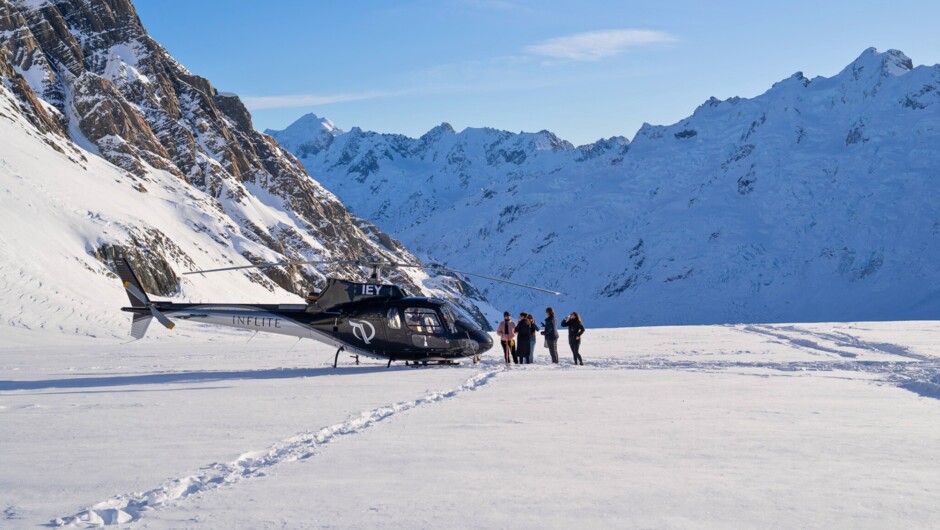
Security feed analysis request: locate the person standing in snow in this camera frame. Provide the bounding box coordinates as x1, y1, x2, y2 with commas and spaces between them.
515, 312, 533, 364
496, 311, 516, 364
560, 312, 585, 365
527, 313, 539, 364
541, 307, 560, 363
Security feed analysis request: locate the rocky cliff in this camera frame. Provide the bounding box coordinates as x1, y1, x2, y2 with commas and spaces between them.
0, 0, 487, 334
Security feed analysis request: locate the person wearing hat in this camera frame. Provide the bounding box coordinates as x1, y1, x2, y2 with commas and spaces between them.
496, 311, 516, 364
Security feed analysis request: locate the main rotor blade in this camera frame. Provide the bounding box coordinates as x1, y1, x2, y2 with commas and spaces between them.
123, 282, 149, 305
183, 260, 362, 275
149, 305, 175, 330
183, 258, 561, 295
393, 263, 562, 295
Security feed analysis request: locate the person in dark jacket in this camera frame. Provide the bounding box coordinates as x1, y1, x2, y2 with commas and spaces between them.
560, 311, 585, 365
526, 313, 539, 363
514, 312, 533, 364
541, 307, 560, 363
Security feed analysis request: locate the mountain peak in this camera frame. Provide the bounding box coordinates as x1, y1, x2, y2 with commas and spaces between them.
420, 122, 456, 139
290, 112, 339, 133
532, 129, 574, 151
841, 47, 913, 79
265, 113, 343, 151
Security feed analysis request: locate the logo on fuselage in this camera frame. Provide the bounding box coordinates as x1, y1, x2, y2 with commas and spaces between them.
349, 319, 376, 344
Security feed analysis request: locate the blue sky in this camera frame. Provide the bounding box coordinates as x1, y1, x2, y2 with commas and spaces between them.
135, 0, 940, 145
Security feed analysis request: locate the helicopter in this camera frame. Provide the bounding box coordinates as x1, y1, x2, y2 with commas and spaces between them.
114, 256, 560, 367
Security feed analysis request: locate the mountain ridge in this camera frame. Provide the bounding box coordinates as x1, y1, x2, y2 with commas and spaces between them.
271, 47, 940, 327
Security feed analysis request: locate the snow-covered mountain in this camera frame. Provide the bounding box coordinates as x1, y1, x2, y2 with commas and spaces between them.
271, 48, 940, 327
0, 0, 487, 336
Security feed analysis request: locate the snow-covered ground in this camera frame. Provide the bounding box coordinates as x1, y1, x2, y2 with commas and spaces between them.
2, 321, 938, 528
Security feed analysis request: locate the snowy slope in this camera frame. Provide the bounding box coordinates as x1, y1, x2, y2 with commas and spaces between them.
0, 0, 489, 336
273, 48, 940, 327
1, 322, 938, 528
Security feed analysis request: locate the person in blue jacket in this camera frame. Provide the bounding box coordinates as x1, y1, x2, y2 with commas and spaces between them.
526, 313, 539, 363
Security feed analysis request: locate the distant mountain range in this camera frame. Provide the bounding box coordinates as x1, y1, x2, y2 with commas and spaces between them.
0, 0, 485, 335
270, 48, 940, 327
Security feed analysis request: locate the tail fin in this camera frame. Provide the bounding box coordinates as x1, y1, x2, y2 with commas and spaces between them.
130, 314, 153, 340
114, 257, 149, 307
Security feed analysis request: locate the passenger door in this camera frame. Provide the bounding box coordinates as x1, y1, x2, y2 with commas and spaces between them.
403, 307, 450, 350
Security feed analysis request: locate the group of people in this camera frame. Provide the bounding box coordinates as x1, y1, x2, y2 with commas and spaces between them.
495, 307, 585, 366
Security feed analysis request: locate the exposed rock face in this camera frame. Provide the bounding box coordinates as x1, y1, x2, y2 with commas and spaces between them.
91, 239, 183, 297
0, 37, 64, 136
70, 71, 176, 175
0, 0, 488, 325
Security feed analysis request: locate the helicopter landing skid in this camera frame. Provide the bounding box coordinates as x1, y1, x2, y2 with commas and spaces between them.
333, 346, 344, 369
405, 360, 460, 368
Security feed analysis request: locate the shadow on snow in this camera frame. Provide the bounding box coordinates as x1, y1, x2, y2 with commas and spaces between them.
0, 365, 404, 392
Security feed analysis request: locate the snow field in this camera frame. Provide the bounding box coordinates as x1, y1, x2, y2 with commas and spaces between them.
1, 321, 938, 528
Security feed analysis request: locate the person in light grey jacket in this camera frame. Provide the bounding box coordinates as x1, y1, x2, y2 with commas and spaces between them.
541, 307, 560, 363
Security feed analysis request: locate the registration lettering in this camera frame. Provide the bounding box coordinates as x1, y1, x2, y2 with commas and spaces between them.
232, 315, 282, 328
361, 285, 383, 296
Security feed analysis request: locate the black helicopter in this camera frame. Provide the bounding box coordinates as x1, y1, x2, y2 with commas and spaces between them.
115, 257, 559, 367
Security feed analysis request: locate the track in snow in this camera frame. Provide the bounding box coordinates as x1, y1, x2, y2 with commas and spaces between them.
740, 324, 932, 361
49, 367, 503, 528
735, 325, 938, 398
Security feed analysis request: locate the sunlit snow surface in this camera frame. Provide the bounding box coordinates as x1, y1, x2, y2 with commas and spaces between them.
1, 321, 938, 528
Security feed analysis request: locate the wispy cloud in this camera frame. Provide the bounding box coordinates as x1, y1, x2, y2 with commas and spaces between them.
242, 29, 675, 112
525, 29, 677, 61
461, 0, 520, 10
241, 90, 399, 110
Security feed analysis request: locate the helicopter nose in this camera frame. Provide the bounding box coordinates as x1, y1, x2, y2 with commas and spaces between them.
455, 321, 494, 355
477, 330, 494, 352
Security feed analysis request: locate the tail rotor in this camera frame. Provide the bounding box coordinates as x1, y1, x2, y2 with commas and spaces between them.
114, 258, 175, 337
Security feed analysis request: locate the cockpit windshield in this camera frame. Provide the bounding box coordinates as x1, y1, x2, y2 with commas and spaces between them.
439, 304, 457, 334
442, 302, 475, 329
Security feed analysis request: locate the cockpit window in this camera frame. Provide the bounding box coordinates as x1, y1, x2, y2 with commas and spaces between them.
405, 308, 444, 335
444, 302, 474, 325
387, 308, 402, 330
439, 304, 460, 334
